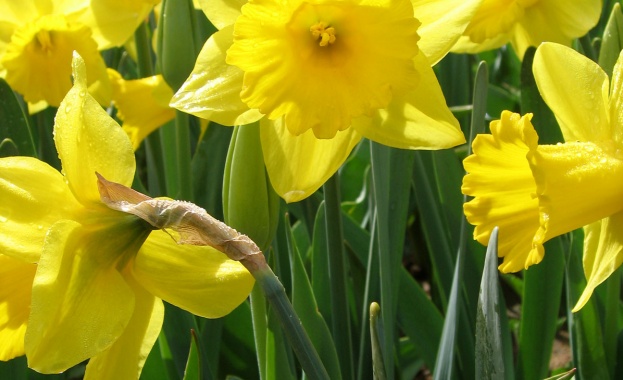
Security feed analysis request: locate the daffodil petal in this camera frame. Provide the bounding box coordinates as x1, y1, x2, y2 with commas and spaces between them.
608, 50, 623, 148
197, 0, 244, 30
412, 0, 482, 65
529, 140, 623, 246
533, 43, 611, 142
353, 53, 464, 149
84, 275, 164, 380
260, 118, 362, 202
55, 53, 135, 206
573, 212, 623, 312
25, 220, 138, 373
68, 0, 156, 50
451, 34, 510, 55
0, 157, 80, 263
511, 0, 601, 59
170, 25, 263, 126
2, 14, 110, 107
462, 111, 542, 272
108, 69, 176, 150
0, 255, 36, 361
0, 1, 40, 26
133, 230, 254, 319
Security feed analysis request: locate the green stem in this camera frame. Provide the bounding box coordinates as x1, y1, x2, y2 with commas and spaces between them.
579, 34, 597, 62
133, 21, 166, 195
323, 174, 354, 380
250, 284, 268, 380
254, 266, 330, 380
134, 22, 154, 77
175, 111, 193, 201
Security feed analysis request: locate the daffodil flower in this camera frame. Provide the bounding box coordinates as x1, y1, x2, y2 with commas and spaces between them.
462, 42, 623, 311
107, 69, 176, 150
0, 53, 254, 378
0, 0, 155, 107
451, 0, 601, 59
171, 0, 482, 202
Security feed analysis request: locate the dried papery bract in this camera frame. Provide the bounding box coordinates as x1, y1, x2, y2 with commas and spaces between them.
96, 172, 329, 378
96, 173, 266, 272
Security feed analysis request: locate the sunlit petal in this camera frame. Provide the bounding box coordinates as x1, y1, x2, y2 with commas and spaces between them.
67, 0, 156, 50
197, 0, 245, 30
512, 0, 601, 58
55, 53, 135, 206
412, 0, 482, 65
529, 140, 623, 247
608, 50, 623, 148
261, 118, 362, 202
108, 69, 176, 150
1, 14, 109, 107
25, 218, 150, 373
354, 53, 464, 149
0, 255, 36, 361
574, 213, 623, 311
84, 274, 164, 380
227, 0, 420, 138
533, 42, 611, 142
170, 26, 263, 126
133, 230, 254, 318
0, 157, 80, 263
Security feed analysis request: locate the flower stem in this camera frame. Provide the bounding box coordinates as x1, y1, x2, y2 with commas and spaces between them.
175, 110, 193, 201
253, 262, 330, 380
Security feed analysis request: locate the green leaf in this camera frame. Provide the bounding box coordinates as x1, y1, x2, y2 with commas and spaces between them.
322, 175, 354, 380
182, 330, 201, 380
285, 214, 342, 380
520, 47, 563, 145
0, 138, 19, 157
543, 368, 577, 380
475, 228, 507, 380
396, 267, 443, 369
516, 237, 565, 380
191, 123, 233, 219
598, 3, 623, 76
0, 78, 36, 157
565, 230, 609, 379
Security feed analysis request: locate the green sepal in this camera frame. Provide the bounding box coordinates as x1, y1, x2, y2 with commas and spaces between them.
223, 123, 279, 251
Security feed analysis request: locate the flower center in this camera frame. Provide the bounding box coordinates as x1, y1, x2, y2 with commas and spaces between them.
310, 22, 336, 47
35, 29, 53, 53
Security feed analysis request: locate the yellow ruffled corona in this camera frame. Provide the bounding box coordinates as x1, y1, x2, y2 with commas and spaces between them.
463, 43, 623, 312
452, 0, 601, 59
0, 0, 155, 107
172, 0, 483, 202
0, 53, 254, 378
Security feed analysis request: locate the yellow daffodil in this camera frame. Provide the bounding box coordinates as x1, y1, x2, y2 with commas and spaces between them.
0, 0, 155, 107
462, 42, 623, 311
0, 53, 254, 378
451, 0, 601, 59
171, 0, 483, 202
107, 69, 176, 150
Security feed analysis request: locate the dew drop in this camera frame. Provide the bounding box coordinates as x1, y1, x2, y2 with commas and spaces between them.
64, 105, 72, 113
37, 225, 44, 230
79, 90, 86, 97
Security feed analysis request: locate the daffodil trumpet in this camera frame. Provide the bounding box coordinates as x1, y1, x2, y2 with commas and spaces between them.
96, 173, 330, 379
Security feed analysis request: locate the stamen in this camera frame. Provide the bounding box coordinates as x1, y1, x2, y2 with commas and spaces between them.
310, 22, 336, 47
35, 30, 53, 52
